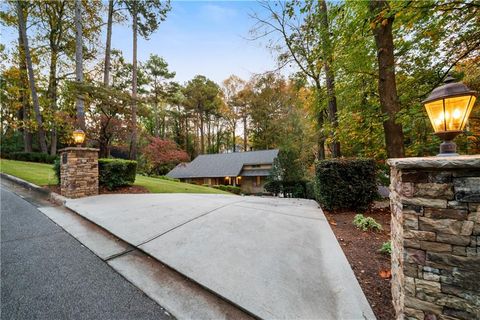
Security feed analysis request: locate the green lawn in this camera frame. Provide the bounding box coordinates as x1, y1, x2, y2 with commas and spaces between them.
0, 159, 57, 186
0, 159, 228, 194
134, 175, 229, 194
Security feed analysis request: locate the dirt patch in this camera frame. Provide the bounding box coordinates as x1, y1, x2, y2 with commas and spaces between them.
324, 205, 394, 320
45, 185, 150, 194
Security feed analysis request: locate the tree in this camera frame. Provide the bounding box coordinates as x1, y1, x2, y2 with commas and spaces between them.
15, 0, 48, 153
318, 0, 340, 157
143, 137, 189, 175
222, 75, 246, 152
183, 75, 221, 155
103, 0, 114, 87
16, 9, 32, 152
121, 0, 171, 160
368, 0, 405, 158
74, 0, 85, 132
144, 54, 175, 137
251, 0, 330, 159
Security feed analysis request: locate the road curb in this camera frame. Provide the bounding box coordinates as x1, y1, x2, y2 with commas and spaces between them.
0, 172, 67, 205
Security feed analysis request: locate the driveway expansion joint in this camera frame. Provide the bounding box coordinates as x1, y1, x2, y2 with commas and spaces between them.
134, 199, 247, 247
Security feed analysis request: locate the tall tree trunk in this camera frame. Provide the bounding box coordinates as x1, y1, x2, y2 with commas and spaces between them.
75, 0, 86, 132
129, 3, 138, 160
17, 25, 32, 152
314, 83, 326, 160
232, 122, 236, 152
369, 0, 405, 158
184, 116, 189, 152
199, 109, 205, 154
99, 0, 114, 158
16, 1, 48, 153
154, 101, 160, 137
103, 0, 114, 86
317, 111, 326, 160
243, 113, 247, 151
48, 49, 58, 155
319, 0, 340, 158
207, 116, 211, 152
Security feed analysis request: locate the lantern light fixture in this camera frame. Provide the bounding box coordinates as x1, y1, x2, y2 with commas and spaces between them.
72, 129, 86, 147
423, 74, 477, 156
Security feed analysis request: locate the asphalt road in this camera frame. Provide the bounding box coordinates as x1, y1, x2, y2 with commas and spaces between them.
0, 186, 174, 320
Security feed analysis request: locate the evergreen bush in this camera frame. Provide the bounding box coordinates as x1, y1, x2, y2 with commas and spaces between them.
315, 158, 377, 210
98, 158, 137, 190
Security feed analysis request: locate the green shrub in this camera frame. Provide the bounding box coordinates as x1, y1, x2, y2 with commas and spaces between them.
212, 185, 241, 194
53, 158, 61, 185
0, 132, 24, 157
379, 241, 392, 255
353, 214, 382, 232
98, 158, 137, 190
264, 180, 282, 195
225, 185, 241, 194
315, 158, 377, 210
305, 181, 316, 200
7, 152, 57, 164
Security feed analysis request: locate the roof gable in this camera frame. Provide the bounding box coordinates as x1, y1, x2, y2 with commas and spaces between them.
167, 149, 279, 179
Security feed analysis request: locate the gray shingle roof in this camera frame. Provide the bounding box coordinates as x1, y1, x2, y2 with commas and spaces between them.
167, 149, 279, 179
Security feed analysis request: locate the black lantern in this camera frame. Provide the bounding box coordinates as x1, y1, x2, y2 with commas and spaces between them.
423, 75, 477, 156
73, 129, 86, 147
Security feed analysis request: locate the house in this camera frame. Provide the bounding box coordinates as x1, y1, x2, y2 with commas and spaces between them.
167, 149, 279, 194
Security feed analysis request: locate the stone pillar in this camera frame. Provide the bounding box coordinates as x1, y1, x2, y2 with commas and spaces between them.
59, 147, 99, 198
388, 156, 480, 320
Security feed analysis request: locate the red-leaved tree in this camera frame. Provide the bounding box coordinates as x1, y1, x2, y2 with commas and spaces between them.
143, 137, 190, 175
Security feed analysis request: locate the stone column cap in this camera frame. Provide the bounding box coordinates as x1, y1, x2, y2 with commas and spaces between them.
387, 155, 480, 169
59, 147, 100, 152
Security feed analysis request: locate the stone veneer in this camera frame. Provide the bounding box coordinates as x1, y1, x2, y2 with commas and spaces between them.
388, 155, 480, 320
59, 147, 99, 198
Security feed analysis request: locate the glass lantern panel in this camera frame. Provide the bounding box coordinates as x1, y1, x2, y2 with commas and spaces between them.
424, 99, 445, 132
459, 95, 476, 130
444, 95, 473, 131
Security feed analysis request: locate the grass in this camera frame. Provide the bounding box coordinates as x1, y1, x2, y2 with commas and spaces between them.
0, 159, 57, 186
134, 175, 229, 194
0, 159, 229, 194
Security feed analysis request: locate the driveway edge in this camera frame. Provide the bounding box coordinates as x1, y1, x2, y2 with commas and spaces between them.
0, 172, 67, 205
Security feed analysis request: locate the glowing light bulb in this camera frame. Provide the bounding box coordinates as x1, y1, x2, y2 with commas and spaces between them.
453, 109, 461, 119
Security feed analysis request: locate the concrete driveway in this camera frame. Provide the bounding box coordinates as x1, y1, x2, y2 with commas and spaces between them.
66, 194, 375, 319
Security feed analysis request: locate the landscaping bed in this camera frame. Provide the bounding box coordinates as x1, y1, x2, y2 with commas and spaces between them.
324, 204, 394, 320
47, 185, 150, 195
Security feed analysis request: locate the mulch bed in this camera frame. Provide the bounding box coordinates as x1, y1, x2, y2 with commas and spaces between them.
324, 205, 394, 320
45, 185, 150, 194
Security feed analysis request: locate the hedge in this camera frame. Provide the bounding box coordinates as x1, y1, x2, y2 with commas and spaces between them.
54, 158, 137, 190
5, 152, 57, 164
264, 180, 315, 199
99, 159, 137, 190
212, 185, 241, 194
315, 158, 377, 211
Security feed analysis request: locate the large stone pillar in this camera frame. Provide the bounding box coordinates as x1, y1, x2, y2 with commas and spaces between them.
59, 147, 99, 198
388, 156, 480, 320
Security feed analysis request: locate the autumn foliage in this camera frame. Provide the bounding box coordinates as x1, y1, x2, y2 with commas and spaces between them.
143, 137, 189, 175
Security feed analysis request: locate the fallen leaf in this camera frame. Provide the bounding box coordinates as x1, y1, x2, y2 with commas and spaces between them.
379, 269, 391, 279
